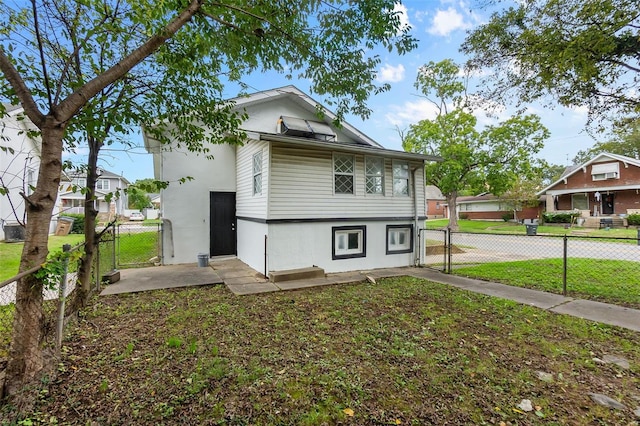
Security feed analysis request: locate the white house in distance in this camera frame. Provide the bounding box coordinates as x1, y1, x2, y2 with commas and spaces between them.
0, 104, 41, 241
144, 86, 439, 275
57, 169, 130, 221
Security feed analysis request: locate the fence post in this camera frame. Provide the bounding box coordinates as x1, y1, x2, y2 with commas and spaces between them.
56, 244, 71, 349
95, 237, 101, 292
562, 235, 568, 296
447, 228, 452, 274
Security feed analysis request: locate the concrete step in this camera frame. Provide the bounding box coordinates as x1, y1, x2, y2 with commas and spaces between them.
582, 216, 625, 229
269, 266, 325, 283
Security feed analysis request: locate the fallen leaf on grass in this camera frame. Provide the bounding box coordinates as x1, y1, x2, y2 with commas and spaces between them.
343, 408, 354, 417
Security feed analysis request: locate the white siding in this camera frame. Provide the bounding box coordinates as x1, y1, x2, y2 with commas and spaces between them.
236, 139, 268, 219
269, 145, 424, 219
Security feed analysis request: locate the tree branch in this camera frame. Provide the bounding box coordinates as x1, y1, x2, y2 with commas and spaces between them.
0, 49, 45, 127
55, 0, 204, 124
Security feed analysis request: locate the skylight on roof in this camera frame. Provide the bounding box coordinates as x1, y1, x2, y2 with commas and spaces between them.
277, 116, 336, 141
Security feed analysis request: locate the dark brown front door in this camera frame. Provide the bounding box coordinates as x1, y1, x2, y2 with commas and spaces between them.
602, 193, 615, 215
210, 192, 236, 256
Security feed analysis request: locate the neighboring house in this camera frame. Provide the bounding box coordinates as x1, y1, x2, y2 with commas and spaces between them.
455, 192, 541, 221
0, 104, 41, 241
144, 86, 439, 274
425, 185, 446, 219
538, 153, 640, 217
57, 169, 130, 220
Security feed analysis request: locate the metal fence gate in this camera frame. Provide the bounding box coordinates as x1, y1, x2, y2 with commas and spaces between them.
116, 222, 162, 268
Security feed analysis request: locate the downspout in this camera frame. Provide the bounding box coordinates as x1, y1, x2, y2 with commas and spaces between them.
412, 167, 419, 266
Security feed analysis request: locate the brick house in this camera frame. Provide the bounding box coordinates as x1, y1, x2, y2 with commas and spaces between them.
538, 153, 640, 219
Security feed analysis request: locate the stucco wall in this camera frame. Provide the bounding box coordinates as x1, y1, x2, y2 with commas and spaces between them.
266, 220, 416, 273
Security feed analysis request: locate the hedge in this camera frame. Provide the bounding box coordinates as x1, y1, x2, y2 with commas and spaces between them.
628, 214, 640, 226
542, 212, 581, 224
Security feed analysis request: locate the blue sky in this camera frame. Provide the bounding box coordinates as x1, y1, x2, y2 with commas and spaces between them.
90, 0, 597, 183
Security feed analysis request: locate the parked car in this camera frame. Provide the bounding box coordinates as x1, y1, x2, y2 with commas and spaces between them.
129, 212, 144, 221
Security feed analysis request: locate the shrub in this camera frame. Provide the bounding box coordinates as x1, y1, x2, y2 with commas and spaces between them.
459, 213, 469, 220
501, 212, 514, 222
63, 213, 85, 234
542, 212, 580, 223
628, 213, 640, 226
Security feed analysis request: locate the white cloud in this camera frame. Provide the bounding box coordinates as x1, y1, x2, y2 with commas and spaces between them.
427, 7, 471, 37
393, 3, 412, 31
377, 63, 406, 83
385, 99, 440, 127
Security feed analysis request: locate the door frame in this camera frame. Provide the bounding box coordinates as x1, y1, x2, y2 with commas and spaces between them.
209, 191, 237, 256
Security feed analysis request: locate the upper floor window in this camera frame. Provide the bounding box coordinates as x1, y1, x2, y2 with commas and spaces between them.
392, 161, 409, 196
365, 157, 384, 195
96, 179, 110, 191
253, 151, 263, 195
72, 178, 86, 188
591, 162, 619, 181
334, 153, 354, 194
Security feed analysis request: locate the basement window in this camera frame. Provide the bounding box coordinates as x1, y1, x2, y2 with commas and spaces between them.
332, 226, 366, 259
386, 225, 413, 254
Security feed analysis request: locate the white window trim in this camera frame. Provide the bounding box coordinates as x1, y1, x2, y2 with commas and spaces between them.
333, 153, 355, 195
332, 226, 366, 259
392, 161, 410, 197
365, 156, 384, 195
96, 179, 110, 191
386, 225, 413, 254
252, 150, 263, 196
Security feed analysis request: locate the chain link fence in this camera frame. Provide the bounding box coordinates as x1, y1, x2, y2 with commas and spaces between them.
423, 229, 640, 307
0, 227, 117, 361
116, 222, 161, 268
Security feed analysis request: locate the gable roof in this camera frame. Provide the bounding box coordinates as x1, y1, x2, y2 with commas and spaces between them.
538, 152, 640, 195
231, 86, 383, 148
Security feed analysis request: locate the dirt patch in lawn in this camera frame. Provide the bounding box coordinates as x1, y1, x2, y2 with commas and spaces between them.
426, 244, 465, 255
5, 277, 640, 425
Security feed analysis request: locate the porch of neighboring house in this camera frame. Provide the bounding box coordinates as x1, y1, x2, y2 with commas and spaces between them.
548, 189, 640, 229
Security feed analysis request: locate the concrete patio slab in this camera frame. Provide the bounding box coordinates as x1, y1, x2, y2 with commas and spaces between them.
226, 282, 280, 295
100, 264, 223, 295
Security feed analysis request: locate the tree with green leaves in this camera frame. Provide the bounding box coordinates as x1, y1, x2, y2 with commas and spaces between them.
573, 119, 640, 164
402, 60, 549, 230
462, 0, 640, 124
0, 0, 416, 395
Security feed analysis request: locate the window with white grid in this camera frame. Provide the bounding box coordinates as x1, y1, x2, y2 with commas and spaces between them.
334, 153, 354, 194
96, 179, 110, 191
365, 157, 384, 195
253, 151, 262, 195
393, 161, 409, 196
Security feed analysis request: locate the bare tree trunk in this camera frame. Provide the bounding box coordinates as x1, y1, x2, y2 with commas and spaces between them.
5, 121, 65, 396
74, 137, 101, 307
446, 192, 459, 231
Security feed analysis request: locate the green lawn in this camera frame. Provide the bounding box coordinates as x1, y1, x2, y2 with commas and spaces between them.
10, 277, 640, 424
117, 231, 160, 267
426, 218, 639, 238
454, 258, 640, 309
0, 234, 86, 282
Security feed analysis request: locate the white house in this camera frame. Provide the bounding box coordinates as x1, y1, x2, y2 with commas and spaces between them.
57, 169, 130, 220
0, 104, 41, 241
144, 86, 439, 275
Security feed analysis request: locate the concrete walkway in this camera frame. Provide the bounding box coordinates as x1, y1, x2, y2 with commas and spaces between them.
100, 258, 640, 332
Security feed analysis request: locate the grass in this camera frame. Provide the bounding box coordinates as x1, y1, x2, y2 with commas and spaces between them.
0, 234, 86, 283
117, 230, 160, 266
9, 277, 639, 424
454, 258, 640, 309
426, 218, 639, 238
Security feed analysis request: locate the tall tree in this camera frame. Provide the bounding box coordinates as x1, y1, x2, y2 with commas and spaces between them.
0, 0, 416, 394
462, 0, 640, 123
573, 118, 640, 163
402, 60, 548, 230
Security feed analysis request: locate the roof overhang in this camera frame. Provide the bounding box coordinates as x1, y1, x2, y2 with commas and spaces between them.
259, 133, 441, 163
544, 184, 640, 196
